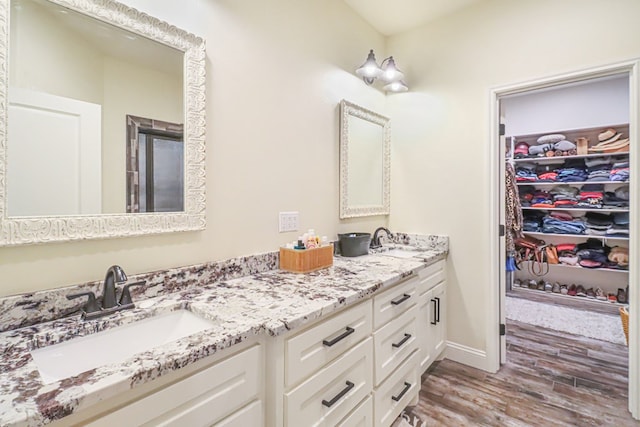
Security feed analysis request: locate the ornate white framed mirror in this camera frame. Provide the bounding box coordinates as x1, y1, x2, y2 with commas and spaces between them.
339, 99, 390, 218
0, 0, 206, 246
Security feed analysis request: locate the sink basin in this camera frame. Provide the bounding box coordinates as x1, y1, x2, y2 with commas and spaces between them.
380, 249, 423, 259
31, 309, 217, 384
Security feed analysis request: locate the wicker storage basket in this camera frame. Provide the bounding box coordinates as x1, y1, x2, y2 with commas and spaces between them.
620, 306, 629, 346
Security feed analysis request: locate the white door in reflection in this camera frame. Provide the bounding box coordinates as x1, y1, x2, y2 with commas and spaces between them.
137, 131, 184, 213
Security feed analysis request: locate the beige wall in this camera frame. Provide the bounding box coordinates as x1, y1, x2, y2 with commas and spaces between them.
387, 0, 640, 354
0, 0, 387, 296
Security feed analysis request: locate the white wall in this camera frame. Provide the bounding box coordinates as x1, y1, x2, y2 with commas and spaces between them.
0, 0, 387, 296
387, 0, 640, 358
502, 74, 630, 136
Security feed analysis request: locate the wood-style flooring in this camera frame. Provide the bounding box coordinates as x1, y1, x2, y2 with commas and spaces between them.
408, 320, 638, 426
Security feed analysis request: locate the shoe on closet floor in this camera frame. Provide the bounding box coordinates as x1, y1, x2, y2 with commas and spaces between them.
560, 284, 568, 295
567, 284, 577, 296
617, 288, 627, 304
608, 293, 618, 303
513, 279, 521, 288
586, 288, 595, 299
537, 281, 545, 291
544, 281, 553, 292
595, 287, 607, 301
528, 280, 537, 289
576, 285, 587, 297
552, 283, 561, 293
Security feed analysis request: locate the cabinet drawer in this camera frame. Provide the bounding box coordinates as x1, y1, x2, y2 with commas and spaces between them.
214, 400, 262, 427
286, 300, 372, 387
336, 395, 373, 427
373, 276, 418, 330
285, 338, 373, 427
418, 260, 445, 295
373, 305, 418, 386
88, 345, 262, 427
374, 351, 419, 427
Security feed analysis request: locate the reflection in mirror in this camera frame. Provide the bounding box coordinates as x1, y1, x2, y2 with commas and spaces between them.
126, 116, 184, 213
8, 0, 184, 216
0, 0, 206, 246
339, 100, 390, 218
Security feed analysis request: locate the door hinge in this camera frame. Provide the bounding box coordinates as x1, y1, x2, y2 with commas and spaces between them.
499, 224, 505, 237
499, 123, 506, 136
500, 324, 506, 336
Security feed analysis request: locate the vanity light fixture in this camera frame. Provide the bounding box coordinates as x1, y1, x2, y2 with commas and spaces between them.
355, 49, 408, 93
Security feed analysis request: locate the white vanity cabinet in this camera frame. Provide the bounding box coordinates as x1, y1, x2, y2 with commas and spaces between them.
64, 342, 264, 427
279, 300, 374, 427
417, 260, 447, 374
371, 275, 421, 427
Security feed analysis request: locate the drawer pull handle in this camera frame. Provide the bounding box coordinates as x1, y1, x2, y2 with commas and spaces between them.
391, 293, 411, 305
392, 333, 412, 348
322, 381, 355, 407
431, 298, 437, 325
392, 382, 412, 402
322, 326, 355, 347
435, 296, 441, 323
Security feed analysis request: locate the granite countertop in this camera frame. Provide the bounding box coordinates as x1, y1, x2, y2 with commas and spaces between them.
0, 244, 446, 426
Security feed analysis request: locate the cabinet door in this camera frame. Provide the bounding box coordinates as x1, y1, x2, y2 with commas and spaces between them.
214, 400, 263, 427
87, 345, 262, 427
417, 287, 433, 373
431, 281, 446, 357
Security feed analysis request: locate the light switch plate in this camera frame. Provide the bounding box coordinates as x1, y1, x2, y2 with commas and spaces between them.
279, 211, 299, 233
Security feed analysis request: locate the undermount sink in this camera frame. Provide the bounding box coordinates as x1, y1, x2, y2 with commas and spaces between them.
380, 248, 423, 259
30, 309, 217, 384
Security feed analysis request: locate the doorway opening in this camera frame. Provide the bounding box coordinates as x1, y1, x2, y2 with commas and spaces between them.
490, 60, 639, 419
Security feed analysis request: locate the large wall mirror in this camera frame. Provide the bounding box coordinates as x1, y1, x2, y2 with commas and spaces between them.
339, 99, 390, 218
0, 0, 206, 246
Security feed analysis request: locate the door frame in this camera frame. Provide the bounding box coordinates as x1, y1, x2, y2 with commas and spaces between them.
487, 59, 640, 419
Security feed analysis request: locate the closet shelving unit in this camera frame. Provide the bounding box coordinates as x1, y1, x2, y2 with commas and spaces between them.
508, 123, 630, 307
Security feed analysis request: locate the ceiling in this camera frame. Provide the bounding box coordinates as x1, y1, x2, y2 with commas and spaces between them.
344, 0, 485, 36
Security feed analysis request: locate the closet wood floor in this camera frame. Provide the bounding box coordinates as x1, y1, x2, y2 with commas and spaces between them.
409, 320, 637, 426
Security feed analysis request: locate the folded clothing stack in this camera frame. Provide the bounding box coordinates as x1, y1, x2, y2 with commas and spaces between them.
604, 184, 629, 208
576, 238, 610, 268
557, 243, 578, 265
610, 159, 630, 181
542, 212, 586, 235
530, 190, 553, 208
584, 212, 612, 236
550, 184, 579, 208
577, 183, 604, 209
584, 157, 612, 182
515, 163, 538, 182
607, 212, 629, 237
556, 159, 588, 182
523, 211, 545, 232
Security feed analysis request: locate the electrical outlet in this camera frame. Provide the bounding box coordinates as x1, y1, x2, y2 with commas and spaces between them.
279, 211, 299, 232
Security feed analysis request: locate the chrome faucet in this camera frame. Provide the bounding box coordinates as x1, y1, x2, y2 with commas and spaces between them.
102, 265, 127, 309
370, 227, 393, 249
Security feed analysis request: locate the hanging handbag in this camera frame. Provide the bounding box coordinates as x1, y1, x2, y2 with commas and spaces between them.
515, 235, 549, 276
545, 244, 559, 264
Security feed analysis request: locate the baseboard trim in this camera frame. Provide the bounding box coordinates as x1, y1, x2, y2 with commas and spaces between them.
444, 341, 496, 373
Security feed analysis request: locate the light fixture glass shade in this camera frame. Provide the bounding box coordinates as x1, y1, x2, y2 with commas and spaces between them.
380, 56, 404, 83
355, 49, 382, 84
383, 80, 409, 93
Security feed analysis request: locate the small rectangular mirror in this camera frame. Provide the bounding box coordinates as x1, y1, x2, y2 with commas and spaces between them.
339, 99, 390, 218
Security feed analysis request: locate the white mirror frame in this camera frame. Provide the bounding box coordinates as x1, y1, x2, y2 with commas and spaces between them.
339, 99, 391, 219
0, 0, 206, 246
